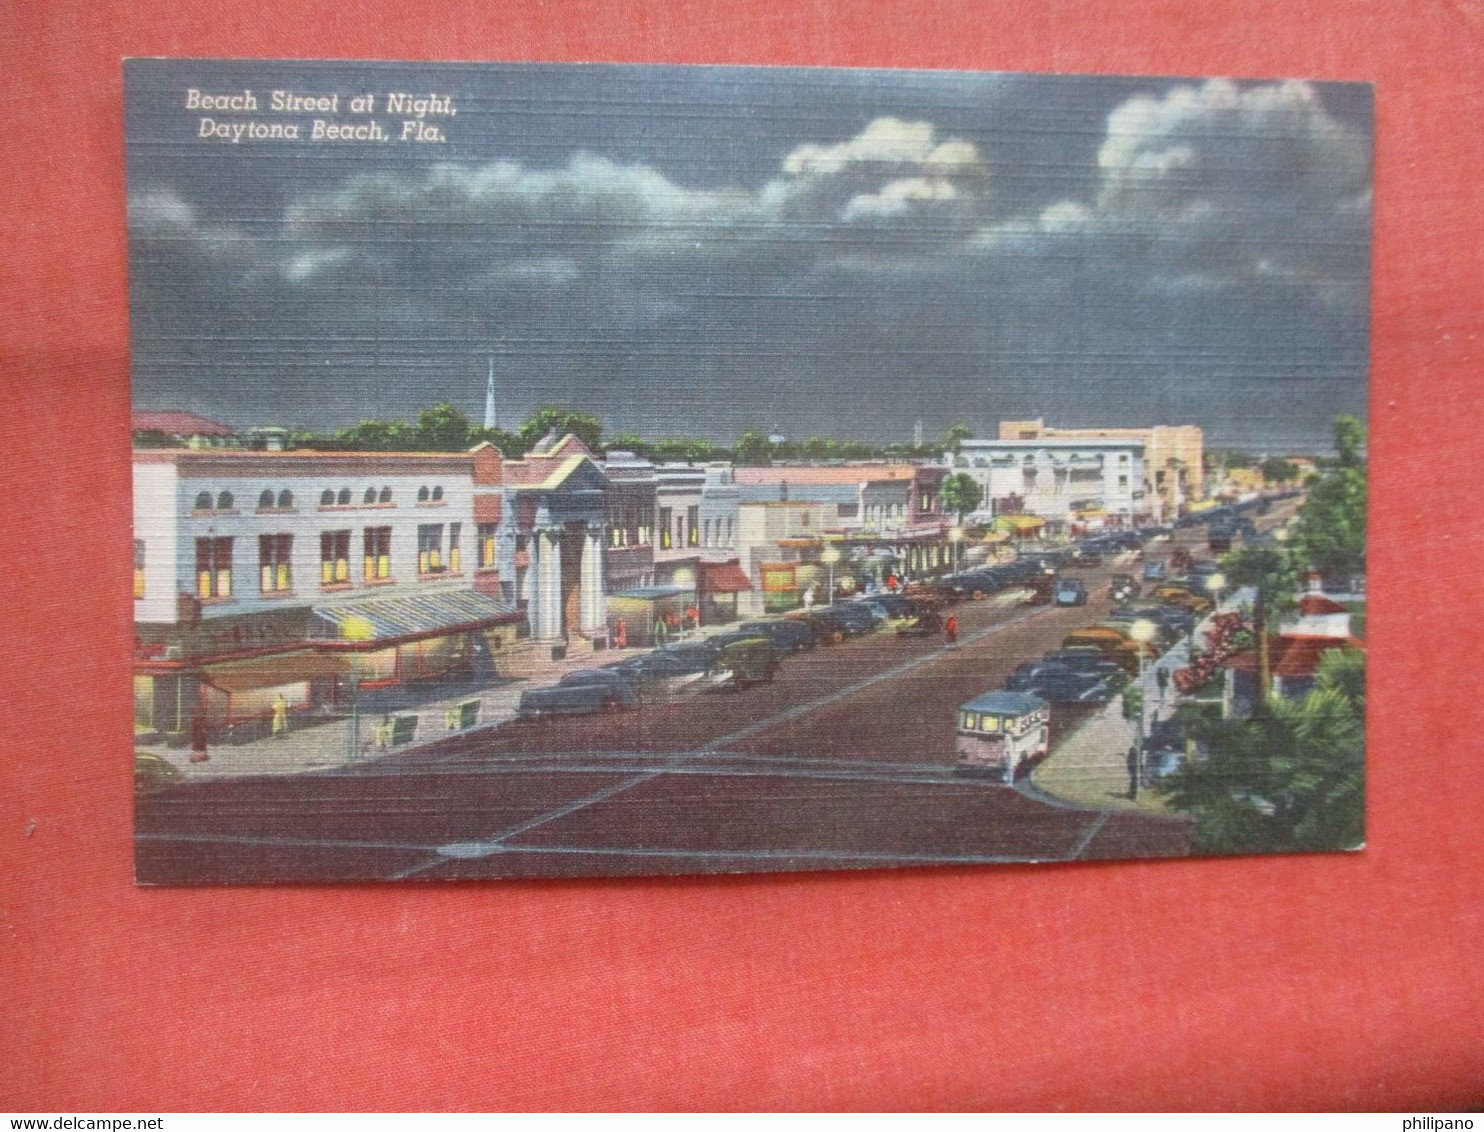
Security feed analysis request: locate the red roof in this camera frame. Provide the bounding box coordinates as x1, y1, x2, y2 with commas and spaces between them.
1298, 594, 1349, 616
1224, 634, 1363, 677
132, 411, 236, 437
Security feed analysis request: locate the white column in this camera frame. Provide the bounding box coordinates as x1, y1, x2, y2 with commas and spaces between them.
580, 528, 606, 634
536, 529, 562, 640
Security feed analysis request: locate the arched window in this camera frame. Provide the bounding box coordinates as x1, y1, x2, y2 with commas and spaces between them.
217, 491, 234, 511
417, 486, 429, 503
337, 488, 351, 506
364, 487, 377, 504
278, 490, 293, 509
195, 491, 212, 511
431, 485, 444, 502
259, 489, 275, 510
378, 486, 392, 504
320, 489, 335, 507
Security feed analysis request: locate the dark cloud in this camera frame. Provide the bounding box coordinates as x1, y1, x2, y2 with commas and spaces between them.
126, 63, 1370, 450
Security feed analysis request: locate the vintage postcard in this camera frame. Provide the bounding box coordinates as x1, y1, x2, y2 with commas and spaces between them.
127, 59, 1370, 883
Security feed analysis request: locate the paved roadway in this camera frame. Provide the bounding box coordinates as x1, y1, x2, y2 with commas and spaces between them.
137, 552, 1200, 884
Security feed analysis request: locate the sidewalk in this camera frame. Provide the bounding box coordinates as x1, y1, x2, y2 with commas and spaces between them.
1029, 588, 1254, 814
139, 629, 712, 781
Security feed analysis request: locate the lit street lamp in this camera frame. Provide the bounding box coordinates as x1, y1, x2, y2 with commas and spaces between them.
950, 525, 964, 574
1129, 618, 1158, 787
821, 543, 841, 606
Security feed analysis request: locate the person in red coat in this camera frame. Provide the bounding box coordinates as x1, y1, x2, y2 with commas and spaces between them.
944, 614, 959, 648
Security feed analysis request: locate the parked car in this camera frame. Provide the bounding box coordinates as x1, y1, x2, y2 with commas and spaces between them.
608, 648, 717, 696
1039, 650, 1130, 685
896, 606, 945, 637
557, 667, 641, 707
1109, 573, 1141, 602
135, 750, 182, 794
713, 637, 780, 688
1054, 579, 1088, 607
518, 681, 631, 719
1020, 670, 1119, 705
812, 603, 878, 636
740, 619, 815, 653
867, 593, 917, 619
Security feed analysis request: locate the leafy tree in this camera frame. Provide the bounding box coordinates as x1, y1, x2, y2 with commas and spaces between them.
1288, 416, 1367, 581
132, 429, 183, 449
518, 407, 604, 454
467, 425, 525, 457
734, 430, 772, 466
1260, 456, 1299, 485
944, 421, 973, 454
940, 472, 984, 521
1219, 545, 1301, 702
604, 433, 656, 461
335, 418, 416, 451
1158, 649, 1365, 855
412, 403, 474, 452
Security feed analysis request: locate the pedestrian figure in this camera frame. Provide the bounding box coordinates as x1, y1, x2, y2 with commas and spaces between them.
271, 693, 289, 739
944, 614, 959, 648
614, 619, 628, 650
802, 586, 815, 611
374, 714, 394, 749
887, 573, 899, 594
1156, 665, 1170, 703
1126, 745, 1140, 800
190, 712, 209, 764
653, 616, 669, 646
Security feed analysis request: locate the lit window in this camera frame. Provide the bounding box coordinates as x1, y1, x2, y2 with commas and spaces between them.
449, 523, 462, 572
278, 490, 293, 509
478, 523, 497, 568
980, 715, 1001, 732
259, 534, 293, 593
658, 508, 673, 549
195, 537, 233, 599
418, 524, 445, 574
133, 539, 145, 599
687, 506, 700, 547
217, 491, 234, 510
363, 527, 391, 582
960, 712, 976, 731
194, 491, 212, 511
320, 530, 350, 585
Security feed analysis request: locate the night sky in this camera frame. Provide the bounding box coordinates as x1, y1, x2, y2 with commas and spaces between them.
125, 60, 1372, 451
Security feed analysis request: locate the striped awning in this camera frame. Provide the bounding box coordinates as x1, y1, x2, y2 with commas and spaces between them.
312, 590, 519, 643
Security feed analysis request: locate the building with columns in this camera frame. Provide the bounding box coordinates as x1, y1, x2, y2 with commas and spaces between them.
497, 433, 611, 651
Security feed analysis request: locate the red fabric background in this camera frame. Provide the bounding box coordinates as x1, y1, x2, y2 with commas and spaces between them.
3, 1, 1481, 1112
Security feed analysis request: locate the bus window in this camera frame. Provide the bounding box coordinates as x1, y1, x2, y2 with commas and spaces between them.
980, 714, 1000, 732
960, 712, 978, 731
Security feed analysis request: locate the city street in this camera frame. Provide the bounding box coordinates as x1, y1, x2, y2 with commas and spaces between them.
137, 553, 1196, 883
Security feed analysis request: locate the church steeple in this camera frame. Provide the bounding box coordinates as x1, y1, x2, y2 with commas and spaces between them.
483, 355, 497, 431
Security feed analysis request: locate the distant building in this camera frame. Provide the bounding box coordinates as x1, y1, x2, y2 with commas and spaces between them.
949, 436, 1148, 528
132, 410, 240, 449
998, 419, 1203, 519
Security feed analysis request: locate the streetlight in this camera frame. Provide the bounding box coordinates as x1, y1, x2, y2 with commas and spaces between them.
1206, 571, 1226, 610
820, 543, 841, 606
1129, 618, 1158, 788
950, 525, 964, 574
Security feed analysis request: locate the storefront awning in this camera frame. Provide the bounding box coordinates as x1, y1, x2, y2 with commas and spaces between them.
312, 590, 519, 643
203, 651, 348, 692
699, 562, 754, 593
993, 514, 1046, 532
